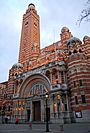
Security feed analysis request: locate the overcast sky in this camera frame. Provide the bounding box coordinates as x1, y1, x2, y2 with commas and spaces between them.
0, 0, 90, 82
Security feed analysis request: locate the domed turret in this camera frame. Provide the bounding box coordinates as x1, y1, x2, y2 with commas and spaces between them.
60, 26, 71, 47
83, 36, 90, 42
61, 27, 69, 33
66, 37, 81, 47
28, 3, 35, 10
12, 63, 23, 69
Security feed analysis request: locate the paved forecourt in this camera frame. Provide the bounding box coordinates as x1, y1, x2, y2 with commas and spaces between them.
0, 123, 90, 133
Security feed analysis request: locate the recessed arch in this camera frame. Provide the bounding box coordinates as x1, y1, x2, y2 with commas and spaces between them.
79, 49, 82, 53
69, 51, 72, 55
45, 70, 50, 80
73, 49, 77, 53
18, 73, 52, 98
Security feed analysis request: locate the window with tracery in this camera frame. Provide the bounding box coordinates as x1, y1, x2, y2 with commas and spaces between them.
30, 83, 48, 96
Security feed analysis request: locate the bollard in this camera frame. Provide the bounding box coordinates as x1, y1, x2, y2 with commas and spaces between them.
60, 124, 64, 131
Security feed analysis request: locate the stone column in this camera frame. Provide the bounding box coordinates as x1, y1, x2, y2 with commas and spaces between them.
57, 70, 60, 83
50, 96, 54, 119
66, 92, 69, 111
60, 95, 63, 112
50, 71, 52, 83
41, 99, 45, 122
30, 101, 33, 121
59, 71, 62, 84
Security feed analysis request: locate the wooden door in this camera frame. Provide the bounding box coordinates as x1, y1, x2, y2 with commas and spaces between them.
33, 101, 41, 121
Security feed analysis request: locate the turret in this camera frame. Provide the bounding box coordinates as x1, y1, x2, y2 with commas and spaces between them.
60, 27, 72, 47
66, 36, 90, 122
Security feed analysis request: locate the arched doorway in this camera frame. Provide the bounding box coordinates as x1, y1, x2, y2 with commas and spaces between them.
33, 100, 41, 121
18, 73, 51, 122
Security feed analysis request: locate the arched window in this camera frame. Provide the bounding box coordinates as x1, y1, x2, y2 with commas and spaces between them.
30, 83, 48, 96
52, 68, 58, 84
45, 70, 50, 80
16, 80, 18, 86
15, 73, 18, 77
73, 49, 77, 53
69, 51, 72, 55
79, 49, 82, 53
61, 71, 64, 83
20, 79, 23, 84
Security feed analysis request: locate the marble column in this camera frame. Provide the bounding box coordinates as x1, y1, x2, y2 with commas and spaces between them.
41, 99, 45, 122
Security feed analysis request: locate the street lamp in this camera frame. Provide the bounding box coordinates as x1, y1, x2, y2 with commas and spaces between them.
45, 93, 49, 132
1, 107, 5, 124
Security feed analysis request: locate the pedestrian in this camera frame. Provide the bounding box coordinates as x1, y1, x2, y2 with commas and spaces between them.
7, 116, 10, 123
15, 117, 19, 124
5, 115, 8, 124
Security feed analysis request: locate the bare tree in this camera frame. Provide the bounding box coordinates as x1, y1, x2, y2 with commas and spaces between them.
78, 0, 90, 25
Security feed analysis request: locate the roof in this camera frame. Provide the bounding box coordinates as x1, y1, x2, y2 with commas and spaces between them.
12, 63, 23, 69
83, 36, 90, 42
66, 37, 81, 47
61, 27, 69, 33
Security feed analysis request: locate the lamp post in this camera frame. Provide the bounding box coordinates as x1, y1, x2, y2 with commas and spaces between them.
1, 107, 5, 124
45, 93, 49, 132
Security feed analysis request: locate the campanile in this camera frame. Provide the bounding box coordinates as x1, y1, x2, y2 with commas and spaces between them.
18, 3, 40, 64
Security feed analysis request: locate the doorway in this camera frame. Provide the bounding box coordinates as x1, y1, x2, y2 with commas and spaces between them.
33, 101, 41, 121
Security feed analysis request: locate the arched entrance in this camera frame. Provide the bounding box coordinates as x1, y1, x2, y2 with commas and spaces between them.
18, 73, 51, 122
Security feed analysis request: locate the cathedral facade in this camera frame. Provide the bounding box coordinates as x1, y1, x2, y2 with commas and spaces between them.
0, 3, 90, 123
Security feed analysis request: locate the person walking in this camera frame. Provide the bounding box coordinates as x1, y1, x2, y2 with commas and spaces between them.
5, 115, 8, 124
15, 117, 19, 124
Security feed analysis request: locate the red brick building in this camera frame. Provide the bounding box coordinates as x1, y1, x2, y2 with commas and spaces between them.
0, 3, 90, 123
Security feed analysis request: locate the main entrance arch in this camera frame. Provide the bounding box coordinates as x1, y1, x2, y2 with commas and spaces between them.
19, 73, 51, 98
18, 73, 51, 122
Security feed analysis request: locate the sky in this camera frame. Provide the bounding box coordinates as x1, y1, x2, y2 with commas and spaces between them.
0, 0, 90, 82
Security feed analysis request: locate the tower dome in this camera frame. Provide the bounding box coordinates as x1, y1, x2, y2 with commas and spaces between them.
28, 3, 35, 9
66, 37, 81, 47
61, 27, 69, 33
83, 36, 90, 42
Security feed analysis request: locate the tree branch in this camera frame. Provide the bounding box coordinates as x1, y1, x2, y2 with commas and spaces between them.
78, 0, 90, 25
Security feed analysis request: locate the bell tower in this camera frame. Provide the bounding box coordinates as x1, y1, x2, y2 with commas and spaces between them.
18, 3, 40, 64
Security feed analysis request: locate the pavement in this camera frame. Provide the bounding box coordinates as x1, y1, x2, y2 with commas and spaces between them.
0, 122, 90, 133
